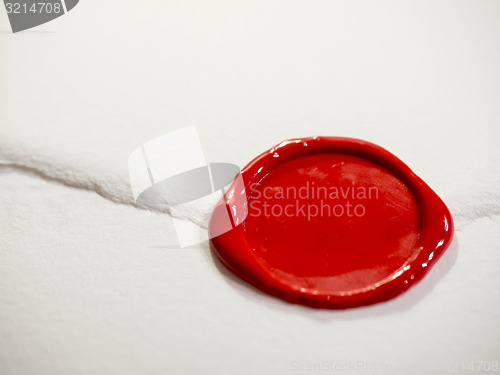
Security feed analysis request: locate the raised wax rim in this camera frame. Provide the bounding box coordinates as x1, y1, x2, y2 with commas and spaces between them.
209, 136, 454, 309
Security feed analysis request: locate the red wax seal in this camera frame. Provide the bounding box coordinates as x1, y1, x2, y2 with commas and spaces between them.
209, 137, 453, 309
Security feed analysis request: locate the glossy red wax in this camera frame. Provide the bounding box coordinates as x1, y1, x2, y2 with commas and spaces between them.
209, 137, 453, 309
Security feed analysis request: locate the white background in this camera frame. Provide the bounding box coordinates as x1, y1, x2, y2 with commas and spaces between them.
1, 1, 499, 374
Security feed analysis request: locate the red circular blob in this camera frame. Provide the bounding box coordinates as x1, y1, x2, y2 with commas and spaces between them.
209, 137, 453, 309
